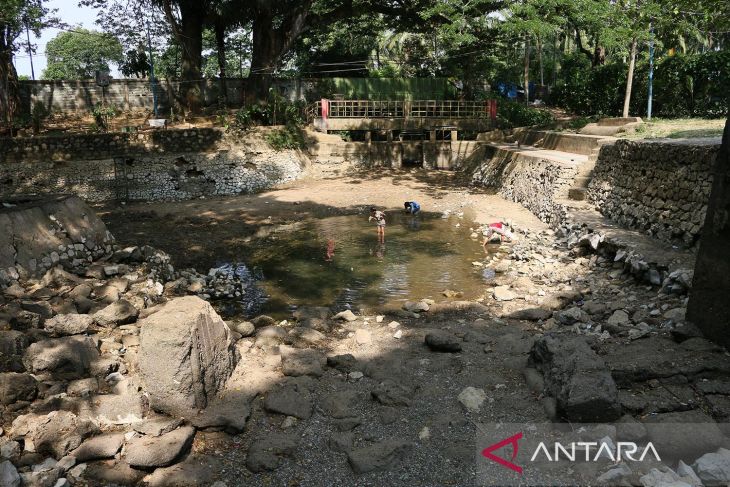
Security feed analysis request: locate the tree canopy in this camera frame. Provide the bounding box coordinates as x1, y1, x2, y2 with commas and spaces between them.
43, 29, 123, 79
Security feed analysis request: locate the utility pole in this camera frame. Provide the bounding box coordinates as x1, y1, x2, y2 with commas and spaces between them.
647, 20, 654, 120
145, 19, 158, 118
23, 16, 35, 80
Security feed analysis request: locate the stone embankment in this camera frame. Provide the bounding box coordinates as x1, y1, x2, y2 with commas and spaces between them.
0, 129, 307, 202
588, 138, 718, 246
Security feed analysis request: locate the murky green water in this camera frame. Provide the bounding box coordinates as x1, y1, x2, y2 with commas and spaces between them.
216, 213, 503, 318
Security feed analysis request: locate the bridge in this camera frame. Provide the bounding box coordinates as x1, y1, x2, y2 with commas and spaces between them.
307, 99, 498, 139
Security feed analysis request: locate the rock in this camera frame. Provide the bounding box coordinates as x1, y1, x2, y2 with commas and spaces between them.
554, 307, 588, 326
607, 310, 630, 326
28, 411, 99, 458
281, 348, 324, 377
286, 327, 325, 345
76, 391, 146, 425
511, 308, 552, 321
245, 433, 298, 472
354, 329, 372, 345
393, 330, 402, 339
693, 448, 730, 484
44, 314, 93, 336
21, 301, 54, 319
628, 322, 652, 340
144, 454, 223, 487
133, 416, 183, 437
70, 433, 124, 462
645, 410, 723, 461
664, 307, 686, 322
326, 354, 358, 372
616, 414, 647, 442
138, 297, 237, 417
670, 323, 704, 343
403, 301, 429, 313
0, 460, 20, 487
640, 467, 687, 487
0, 372, 37, 404
597, 463, 632, 484
1, 441, 21, 461
529, 335, 621, 422
334, 310, 357, 322
676, 460, 702, 486
425, 332, 462, 353
80, 461, 144, 485
457, 387, 486, 412
93, 300, 138, 327
250, 315, 277, 328
320, 390, 359, 418
264, 384, 313, 419
124, 426, 196, 468
329, 432, 354, 452
493, 286, 516, 301
347, 439, 412, 474
66, 378, 98, 397
371, 380, 412, 407
23, 336, 99, 379
189, 394, 251, 434
231, 321, 255, 337
0, 330, 29, 372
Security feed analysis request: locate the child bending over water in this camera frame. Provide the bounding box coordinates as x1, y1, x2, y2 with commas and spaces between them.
481, 221, 515, 246
369, 207, 386, 243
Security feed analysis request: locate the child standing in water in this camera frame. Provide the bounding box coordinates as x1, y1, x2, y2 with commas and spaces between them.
369, 207, 386, 243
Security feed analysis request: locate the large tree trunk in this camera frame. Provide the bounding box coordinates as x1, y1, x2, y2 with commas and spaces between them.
0, 47, 20, 135
214, 18, 228, 105
623, 37, 637, 117
249, 9, 278, 102
524, 36, 530, 106
537, 35, 544, 86
162, 0, 205, 114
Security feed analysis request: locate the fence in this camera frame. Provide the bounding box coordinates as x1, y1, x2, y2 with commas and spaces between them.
307, 99, 497, 120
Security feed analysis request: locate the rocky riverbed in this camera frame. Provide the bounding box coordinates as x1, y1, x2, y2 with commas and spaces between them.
1, 214, 729, 487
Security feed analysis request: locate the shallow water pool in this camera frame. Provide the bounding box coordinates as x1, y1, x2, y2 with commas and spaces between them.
215, 212, 505, 318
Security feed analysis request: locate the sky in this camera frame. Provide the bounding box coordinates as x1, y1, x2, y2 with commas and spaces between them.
14, 0, 106, 79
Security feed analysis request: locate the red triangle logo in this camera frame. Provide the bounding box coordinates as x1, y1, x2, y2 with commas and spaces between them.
481, 432, 524, 474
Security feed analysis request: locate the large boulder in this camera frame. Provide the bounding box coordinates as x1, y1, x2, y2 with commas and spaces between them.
138, 297, 237, 417
0, 330, 29, 372
529, 334, 621, 422
23, 336, 99, 379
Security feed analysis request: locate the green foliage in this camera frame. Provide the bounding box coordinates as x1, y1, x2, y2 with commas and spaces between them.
120, 48, 150, 78
550, 55, 628, 116
43, 29, 123, 80
91, 103, 117, 132
31, 101, 48, 134
264, 126, 306, 151
497, 100, 554, 128
231, 90, 306, 130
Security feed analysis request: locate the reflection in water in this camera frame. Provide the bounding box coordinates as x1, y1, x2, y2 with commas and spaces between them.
215, 213, 501, 318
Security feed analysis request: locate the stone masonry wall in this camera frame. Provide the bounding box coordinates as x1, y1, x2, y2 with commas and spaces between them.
588, 138, 719, 246
0, 128, 222, 164
0, 129, 307, 202
470, 145, 578, 225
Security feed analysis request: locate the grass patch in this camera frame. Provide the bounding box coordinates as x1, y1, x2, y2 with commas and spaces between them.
619, 118, 725, 140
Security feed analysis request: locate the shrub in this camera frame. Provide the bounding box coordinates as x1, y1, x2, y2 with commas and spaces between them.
497, 99, 555, 128
264, 125, 306, 151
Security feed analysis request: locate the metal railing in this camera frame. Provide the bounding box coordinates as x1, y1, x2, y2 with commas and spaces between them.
307, 100, 494, 120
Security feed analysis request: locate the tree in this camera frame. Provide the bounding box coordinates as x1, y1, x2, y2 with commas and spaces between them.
120, 48, 150, 78
0, 0, 55, 131
43, 29, 123, 79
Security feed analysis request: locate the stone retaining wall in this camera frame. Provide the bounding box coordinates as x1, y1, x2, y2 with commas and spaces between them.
0, 128, 223, 164
0, 129, 307, 202
588, 138, 719, 246
0, 195, 114, 283
470, 145, 578, 225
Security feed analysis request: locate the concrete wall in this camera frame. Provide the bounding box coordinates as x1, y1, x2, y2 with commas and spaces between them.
0, 129, 307, 202
687, 121, 730, 347
588, 138, 719, 246
0, 195, 114, 284
18, 79, 322, 115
